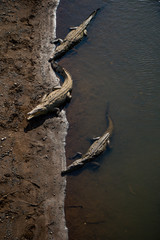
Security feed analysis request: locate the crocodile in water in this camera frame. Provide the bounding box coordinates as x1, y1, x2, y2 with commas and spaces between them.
49, 8, 100, 61
61, 114, 113, 175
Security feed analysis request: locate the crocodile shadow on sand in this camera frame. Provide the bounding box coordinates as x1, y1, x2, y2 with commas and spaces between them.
24, 110, 60, 132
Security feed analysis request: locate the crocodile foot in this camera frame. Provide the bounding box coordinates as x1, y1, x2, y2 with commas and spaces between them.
71, 152, 83, 160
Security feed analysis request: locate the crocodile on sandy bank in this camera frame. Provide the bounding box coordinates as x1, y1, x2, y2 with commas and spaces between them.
27, 61, 72, 120
61, 113, 113, 175
49, 8, 100, 61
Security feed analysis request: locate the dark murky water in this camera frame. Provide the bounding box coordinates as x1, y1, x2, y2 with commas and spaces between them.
56, 0, 160, 239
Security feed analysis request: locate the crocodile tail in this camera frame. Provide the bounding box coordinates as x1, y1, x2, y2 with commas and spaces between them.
85, 8, 100, 23
105, 102, 114, 135
89, 8, 100, 18
107, 115, 114, 136
50, 60, 65, 77
51, 61, 61, 73
106, 101, 110, 116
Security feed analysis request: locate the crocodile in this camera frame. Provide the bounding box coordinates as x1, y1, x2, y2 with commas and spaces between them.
61, 114, 113, 175
49, 8, 100, 61
27, 61, 72, 120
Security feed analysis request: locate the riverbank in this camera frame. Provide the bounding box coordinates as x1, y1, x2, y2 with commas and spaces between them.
0, 0, 68, 239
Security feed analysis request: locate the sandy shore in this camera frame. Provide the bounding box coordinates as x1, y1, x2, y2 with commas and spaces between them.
0, 0, 68, 239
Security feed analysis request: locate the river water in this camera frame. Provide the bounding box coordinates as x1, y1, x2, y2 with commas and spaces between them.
56, 0, 160, 239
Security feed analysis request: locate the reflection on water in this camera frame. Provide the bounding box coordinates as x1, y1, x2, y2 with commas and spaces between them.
56, 0, 160, 239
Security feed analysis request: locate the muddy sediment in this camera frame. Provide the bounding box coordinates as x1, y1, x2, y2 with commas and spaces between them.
0, 0, 68, 239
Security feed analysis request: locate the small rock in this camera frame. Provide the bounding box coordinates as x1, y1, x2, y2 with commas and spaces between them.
42, 136, 47, 141
4, 173, 11, 177
1, 137, 6, 141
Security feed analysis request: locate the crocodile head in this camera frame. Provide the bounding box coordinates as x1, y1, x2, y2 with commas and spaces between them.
27, 104, 47, 120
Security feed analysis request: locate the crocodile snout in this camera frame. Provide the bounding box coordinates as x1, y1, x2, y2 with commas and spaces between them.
27, 105, 47, 120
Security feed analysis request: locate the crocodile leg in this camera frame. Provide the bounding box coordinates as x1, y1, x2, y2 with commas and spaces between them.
69, 26, 78, 30
66, 92, 72, 101
90, 161, 100, 168
51, 38, 63, 44
54, 107, 60, 116
92, 136, 100, 141
84, 29, 87, 36
52, 85, 61, 90
107, 139, 112, 149
71, 152, 83, 160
